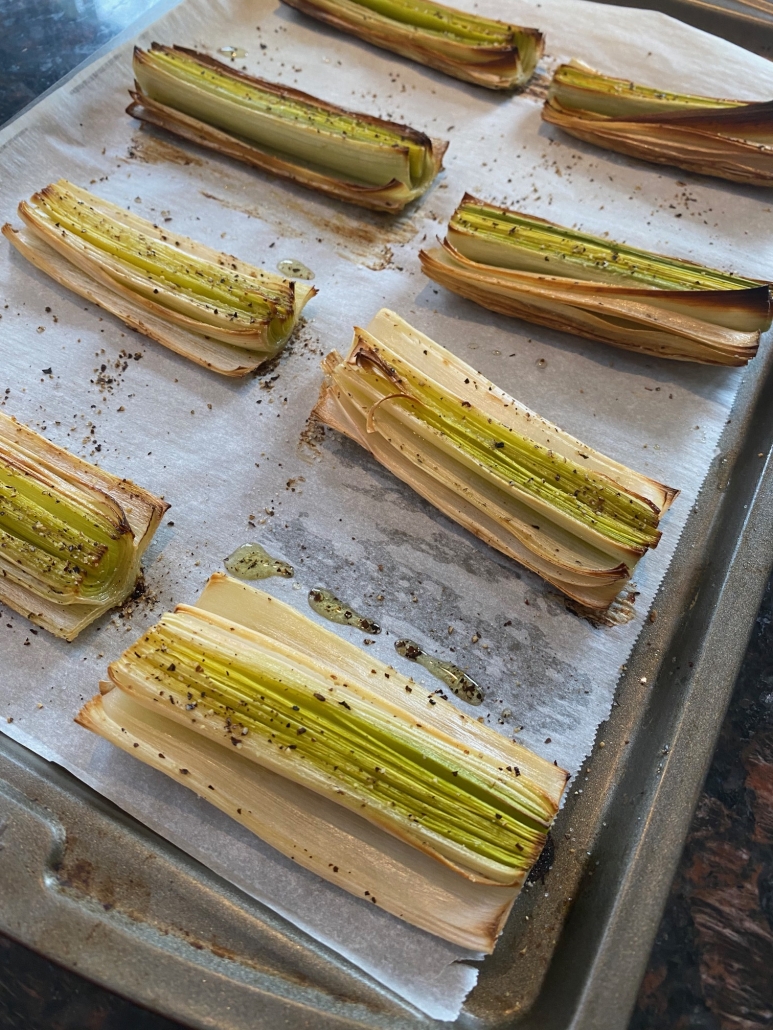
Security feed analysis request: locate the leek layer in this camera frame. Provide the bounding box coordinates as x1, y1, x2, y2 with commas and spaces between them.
3, 180, 316, 376
279, 0, 544, 89
420, 195, 771, 365
0, 412, 167, 639
543, 62, 773, 187
78, 574, 568, 947
313, 309, 678, 608
128, 45, 447, 211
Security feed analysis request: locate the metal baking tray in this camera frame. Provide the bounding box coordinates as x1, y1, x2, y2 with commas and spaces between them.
590, 0, 773, 57
1, 4, 773, 1029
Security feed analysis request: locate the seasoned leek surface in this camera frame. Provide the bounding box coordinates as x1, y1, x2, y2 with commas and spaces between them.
451, 200, 759, 292
119, 608, 552, 873
0, 455, 129, 600
335, 0, 516, 43
144, 47, 426, 165
134, 45, 437, 188
353, 348, 660, 551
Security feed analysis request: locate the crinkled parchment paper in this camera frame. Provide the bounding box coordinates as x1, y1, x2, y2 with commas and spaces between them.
1, 0, 772, 1018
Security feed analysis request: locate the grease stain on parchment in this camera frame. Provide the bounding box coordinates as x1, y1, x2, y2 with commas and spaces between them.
127, 132, 204, 166
198, 187, 416, 269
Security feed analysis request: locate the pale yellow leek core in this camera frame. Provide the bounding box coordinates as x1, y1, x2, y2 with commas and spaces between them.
450, 199, 759, 293
549, 63, 743, 119
0, 453, 131, 602
134, 46, 435, 187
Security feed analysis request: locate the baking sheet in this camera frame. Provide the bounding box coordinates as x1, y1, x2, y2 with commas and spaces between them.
1, 0, 772, 1019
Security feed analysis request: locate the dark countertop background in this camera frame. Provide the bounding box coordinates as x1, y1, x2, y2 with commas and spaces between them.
0, 1, 772, 1027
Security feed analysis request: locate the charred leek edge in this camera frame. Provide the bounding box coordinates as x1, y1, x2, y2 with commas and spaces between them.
419, 195, 771, 366
2, 180, 315, 376
312, 309, 677, 608
129, 45, 447, 211
76, 574, 568, 950
543, 62, 773, 187
0, 412, 167, 639
280, 0, 544, 89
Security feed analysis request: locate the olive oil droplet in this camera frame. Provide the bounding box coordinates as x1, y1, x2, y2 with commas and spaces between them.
277, 258, 315, 280
395, 638, 483, 706
308, 588, 380, 633
224, 543, 294, 580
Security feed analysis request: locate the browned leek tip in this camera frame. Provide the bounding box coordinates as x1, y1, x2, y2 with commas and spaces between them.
543, 62, 773, 187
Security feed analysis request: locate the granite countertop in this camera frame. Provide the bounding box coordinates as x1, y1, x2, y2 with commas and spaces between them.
1, 2, 772, 1027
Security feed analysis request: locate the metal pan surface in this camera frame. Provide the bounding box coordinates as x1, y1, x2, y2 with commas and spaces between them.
0, 0, 772, 1027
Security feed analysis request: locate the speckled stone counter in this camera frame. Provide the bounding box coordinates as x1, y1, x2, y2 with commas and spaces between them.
631, 578, 773, 1030
0, 4, 772, 1028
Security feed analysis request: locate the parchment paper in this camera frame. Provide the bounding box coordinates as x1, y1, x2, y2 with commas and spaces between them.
1, 0, 772, 1018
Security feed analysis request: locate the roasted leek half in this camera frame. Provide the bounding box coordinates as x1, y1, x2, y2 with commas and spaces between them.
77, 572, 568, 950
312, 309, 678, 608
420, 194, 771, 365
0, 412, 167, 639
3, 180, 316, 376
128, 44, 447, 211
280, 0, 544, 89
543, 62, 773, 187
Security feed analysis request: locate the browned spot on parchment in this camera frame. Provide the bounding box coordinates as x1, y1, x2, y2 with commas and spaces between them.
127, 132, 204, 166
198, 185, 417, 269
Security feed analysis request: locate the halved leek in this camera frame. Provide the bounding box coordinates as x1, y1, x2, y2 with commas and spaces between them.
0, 412, 167, 639
280, 0, 544, 90
543, 61, 773, 187
77, 573, 568, 950
128, 44, 447, 212
420, 194, 772, 365
3, 180, 316, 376
313, 309, 678, 608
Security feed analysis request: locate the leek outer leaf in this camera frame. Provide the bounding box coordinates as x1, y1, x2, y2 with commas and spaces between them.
0, 412, 167, 640
3, 180, 316, 377
128, 45, 448, 212
280, 0, 544, 90
420, 194, 772, 366
543, 62, 773, 187
76, 573, 569, 950
312, 309, 678, 609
